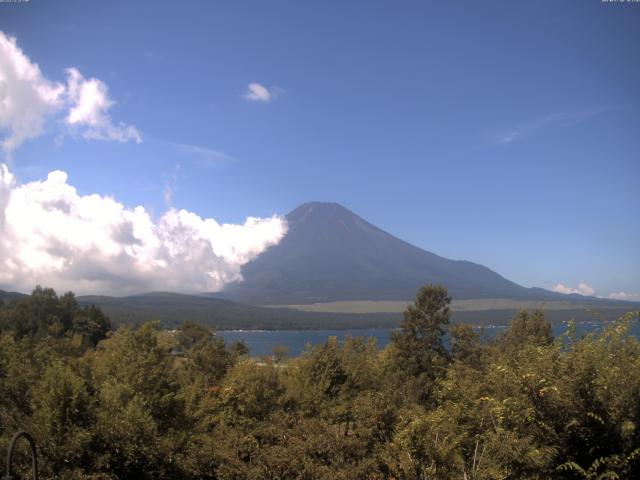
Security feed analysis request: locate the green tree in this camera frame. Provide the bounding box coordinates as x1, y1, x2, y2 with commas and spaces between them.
29, 361, 93, 478
70, 304, 112, 348
499, 309, 553, 350
90, 323, 185, 479
390, 284, 451, 403
271, 345, 289, 363
217, 360, 285, 425
0, 287, 111, 348
449, 323, 483, 368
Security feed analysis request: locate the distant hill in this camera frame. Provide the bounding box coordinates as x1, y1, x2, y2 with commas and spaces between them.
0, 289, 26, 302
219, 202, 582, 305
2, 289, 634, 331
76, 292, 399, 330
74, 292, 637, 331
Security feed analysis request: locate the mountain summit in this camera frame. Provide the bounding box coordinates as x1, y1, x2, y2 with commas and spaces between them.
220, 202, 563, 304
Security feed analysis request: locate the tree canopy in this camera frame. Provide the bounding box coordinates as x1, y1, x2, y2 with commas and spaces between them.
1, 286, 639, 479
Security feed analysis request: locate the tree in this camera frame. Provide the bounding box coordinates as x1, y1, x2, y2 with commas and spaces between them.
91, 323, 184, 479
29, 361, 93, 478
230, 340, 249, 357
499, 309, 553, 350
390, 284, 451, 403
176, 321, 214, 352
217, 360, 285, 425
1, 286, 64, 340
71, 304, 112, 347
449, 323, 483, 368
271, 345, 289, 363
0, 287, 111, 348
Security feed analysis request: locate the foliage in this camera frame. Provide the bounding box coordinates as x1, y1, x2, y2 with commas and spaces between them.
0, 286, 111, 348
390, 284, 452, 404
0, 287, 639, 479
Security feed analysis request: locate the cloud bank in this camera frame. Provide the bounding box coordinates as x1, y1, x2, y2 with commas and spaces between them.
607, 291, 640, 301
552, 282, 640, 301
552, 282, 595, 296
0, 164, 287, 295
0, 31, 140, 156
0, 31, 287, 296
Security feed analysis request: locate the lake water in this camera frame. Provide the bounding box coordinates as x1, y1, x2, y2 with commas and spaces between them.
218, 321, 640, 357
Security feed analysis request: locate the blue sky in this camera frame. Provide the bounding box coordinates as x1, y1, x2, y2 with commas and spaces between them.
0, 0, 639, 298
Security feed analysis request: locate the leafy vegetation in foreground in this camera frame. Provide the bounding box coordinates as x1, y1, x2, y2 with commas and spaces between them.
1, 286, 639, 479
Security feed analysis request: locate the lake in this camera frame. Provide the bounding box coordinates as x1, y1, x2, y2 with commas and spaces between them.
218, 320, 640, 357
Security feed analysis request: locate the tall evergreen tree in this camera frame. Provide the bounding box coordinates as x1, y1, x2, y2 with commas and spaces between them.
391, 284, 451, 403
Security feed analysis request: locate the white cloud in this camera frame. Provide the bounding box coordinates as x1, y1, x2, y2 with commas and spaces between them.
243, 82, 273, 102
552, 282, 595, 296
0, 164, 287, 295
607, 292, 640, 301
0, 32, 65, 156
0, 31, 140, 156
65, 68, 141, 143
0, 32, 285, 295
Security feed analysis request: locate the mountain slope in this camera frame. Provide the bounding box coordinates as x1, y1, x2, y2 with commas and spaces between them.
0, 289, 27, 302
220, 202, 572, 304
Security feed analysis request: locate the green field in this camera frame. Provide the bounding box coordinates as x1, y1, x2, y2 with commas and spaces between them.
264, 298, 638, 314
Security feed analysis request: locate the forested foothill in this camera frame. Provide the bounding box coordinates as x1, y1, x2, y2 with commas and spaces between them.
1, 285, 639, 479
